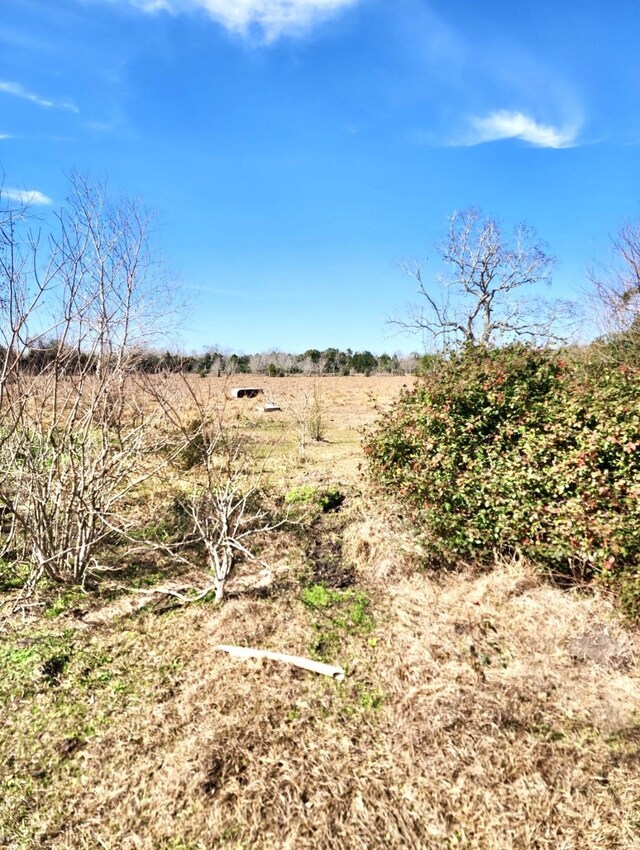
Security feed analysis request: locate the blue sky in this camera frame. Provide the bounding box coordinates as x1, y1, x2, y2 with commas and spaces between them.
2, 0, 640, 353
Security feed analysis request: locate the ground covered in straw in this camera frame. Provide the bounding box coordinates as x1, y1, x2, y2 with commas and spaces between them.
2, 502, 640, 850
2, 376, 640, 849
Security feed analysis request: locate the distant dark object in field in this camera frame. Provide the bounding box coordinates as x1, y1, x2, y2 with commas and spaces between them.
229, 387, 263, 399
263, 402, 281, 412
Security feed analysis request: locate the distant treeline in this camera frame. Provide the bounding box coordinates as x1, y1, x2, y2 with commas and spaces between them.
171, 348, 422, 377
13, 342, 423, 377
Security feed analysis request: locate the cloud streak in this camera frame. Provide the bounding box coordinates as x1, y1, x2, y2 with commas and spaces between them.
126, 0, 362, 40
460, 110, 578, 149
2, 188, 53, 206
0, 81, 78, 113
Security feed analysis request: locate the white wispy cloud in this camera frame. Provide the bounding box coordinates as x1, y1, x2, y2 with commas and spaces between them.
3, 188, 53, 206
460, 110, 579, 149
0, 81, 78, 113
125, 0, 362, 41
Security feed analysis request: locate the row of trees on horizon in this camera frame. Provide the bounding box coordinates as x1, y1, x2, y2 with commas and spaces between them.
15, 343, 423, 377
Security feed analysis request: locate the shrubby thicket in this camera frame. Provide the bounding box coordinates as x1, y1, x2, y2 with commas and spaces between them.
365, 342, 640, 614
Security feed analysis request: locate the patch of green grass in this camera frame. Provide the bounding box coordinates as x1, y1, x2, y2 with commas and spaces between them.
0, 558, 30, 592
127, 517, 176, 544
0, 627, 122, 840
317, 488, 344, 513
44, 587, 87, 618
0, 630, 74, 692
301, 583, 375, 661
356, 684, 385, 711
285, 485, 318, 505
347, 591, 373, 628
0, 616, 189, 844
301, 582, 332, 608
0, 628, 130, 705
285, 485, 344, 513
302, 584, 374, 628
308, 620, 344, 661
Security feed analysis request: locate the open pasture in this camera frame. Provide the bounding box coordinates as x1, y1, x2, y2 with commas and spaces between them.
207, 373, 416, 482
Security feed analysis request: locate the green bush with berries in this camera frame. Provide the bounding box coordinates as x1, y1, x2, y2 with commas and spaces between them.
365, 344, 640, 610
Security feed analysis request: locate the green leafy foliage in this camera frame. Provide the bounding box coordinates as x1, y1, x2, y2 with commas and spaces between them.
175, 417, 208, 471
365, 345, 640, 594
0, 559, 29, 592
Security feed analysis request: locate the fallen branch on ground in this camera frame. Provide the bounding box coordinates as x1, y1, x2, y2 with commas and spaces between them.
214, 644, 345, 681
128, 583, 216, 603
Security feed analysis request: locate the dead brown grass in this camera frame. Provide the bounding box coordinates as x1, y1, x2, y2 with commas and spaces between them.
5, 545, 639, 849
3, 376, 640, 850
207, 374, 415, 484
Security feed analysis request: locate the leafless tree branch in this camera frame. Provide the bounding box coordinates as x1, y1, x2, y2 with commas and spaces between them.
389, 207, 574, 350
0, 175, 181, 606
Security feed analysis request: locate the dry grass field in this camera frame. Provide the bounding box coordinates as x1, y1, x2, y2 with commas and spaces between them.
2, 375, 640, 849
207, 374, 416, 481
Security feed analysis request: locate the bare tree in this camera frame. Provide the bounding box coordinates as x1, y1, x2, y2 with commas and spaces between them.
590, 218, 640, 335
397, 352, 420, 374
248, 352, 269, 374
0, 175, 179, 603
390, 207, 574, 350
0, 188, 49, 407
180, 453, 284, 603
297, 349, 325, 375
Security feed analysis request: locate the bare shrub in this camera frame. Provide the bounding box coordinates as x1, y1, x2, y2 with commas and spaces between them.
151, 377, 288, 603
0, 176, 177, 602
286, 382, 325, 463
